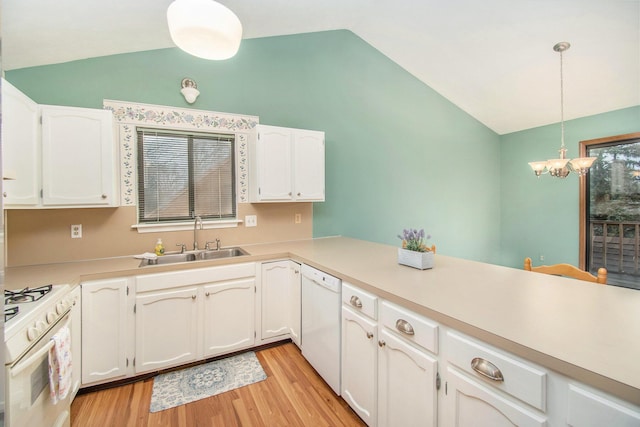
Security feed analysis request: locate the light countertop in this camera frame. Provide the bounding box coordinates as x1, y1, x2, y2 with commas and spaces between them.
6, 236, 640, 405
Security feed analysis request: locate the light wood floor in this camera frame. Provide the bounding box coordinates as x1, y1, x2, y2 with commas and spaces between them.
71, 342, 366, 426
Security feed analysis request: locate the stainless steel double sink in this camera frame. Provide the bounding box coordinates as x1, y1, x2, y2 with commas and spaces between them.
139, 247, 249, 267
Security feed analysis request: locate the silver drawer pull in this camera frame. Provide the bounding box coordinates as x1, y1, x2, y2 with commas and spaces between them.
350, 295, 362, 308
395, 319, 415, 335
471, 357, 504, 382
366, 332, 374, 339
378, 340, 386, 347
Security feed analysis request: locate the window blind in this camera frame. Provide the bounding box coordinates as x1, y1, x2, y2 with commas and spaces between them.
137, 129, 236, 223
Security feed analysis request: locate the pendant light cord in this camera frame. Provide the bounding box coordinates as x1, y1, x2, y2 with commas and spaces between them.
559, 48, 565, 150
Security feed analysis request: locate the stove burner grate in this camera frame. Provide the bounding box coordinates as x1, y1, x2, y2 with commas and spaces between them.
4, 284, 53, 305
4, 306, 19, 322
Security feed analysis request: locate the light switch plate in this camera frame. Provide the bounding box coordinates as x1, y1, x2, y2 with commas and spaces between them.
245, 215, 257, 227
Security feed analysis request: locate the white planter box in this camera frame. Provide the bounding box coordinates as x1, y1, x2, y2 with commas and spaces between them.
398, 248, 434, 270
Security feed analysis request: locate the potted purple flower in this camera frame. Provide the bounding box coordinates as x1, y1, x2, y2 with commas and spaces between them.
397, 228, 434, 270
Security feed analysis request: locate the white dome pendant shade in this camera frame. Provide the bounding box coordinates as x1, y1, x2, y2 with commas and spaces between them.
167, 0, 243, 60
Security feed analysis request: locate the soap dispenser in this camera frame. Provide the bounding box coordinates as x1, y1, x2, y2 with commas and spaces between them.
154, 238, 165, 256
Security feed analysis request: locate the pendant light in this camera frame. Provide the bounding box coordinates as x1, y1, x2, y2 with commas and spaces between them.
528, 42, 596, 178
167, 0, 242, 60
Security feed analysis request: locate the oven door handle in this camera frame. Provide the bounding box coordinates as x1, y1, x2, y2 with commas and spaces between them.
11, 316, 70, 377
11, 340, 55, 377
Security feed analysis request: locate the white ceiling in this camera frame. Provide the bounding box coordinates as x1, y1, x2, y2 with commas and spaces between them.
3, 0, 639, 134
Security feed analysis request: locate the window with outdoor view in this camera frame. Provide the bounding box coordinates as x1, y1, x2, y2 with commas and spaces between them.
137, 128, 236, 223
581, 132, 640, 290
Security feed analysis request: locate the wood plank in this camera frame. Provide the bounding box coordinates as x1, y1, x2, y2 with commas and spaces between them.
71, 342, 366, 427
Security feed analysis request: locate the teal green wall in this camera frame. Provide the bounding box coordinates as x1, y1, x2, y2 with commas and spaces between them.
6, 30, 502, 263
500, 106, 640, 268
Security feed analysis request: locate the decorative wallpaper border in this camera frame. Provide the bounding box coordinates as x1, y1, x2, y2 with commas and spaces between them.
104, 100, 258, 205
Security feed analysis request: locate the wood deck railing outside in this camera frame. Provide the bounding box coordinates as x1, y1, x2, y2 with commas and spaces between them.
589, 220, 640, 289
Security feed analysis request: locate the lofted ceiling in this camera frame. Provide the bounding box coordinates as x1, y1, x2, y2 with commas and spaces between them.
2, 0, 639, 135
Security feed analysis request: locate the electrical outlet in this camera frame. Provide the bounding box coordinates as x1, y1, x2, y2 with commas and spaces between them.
245, 215, 257, 227
539, 255, 544, 261
295, 213, 302, 224
71, 224, 82, 238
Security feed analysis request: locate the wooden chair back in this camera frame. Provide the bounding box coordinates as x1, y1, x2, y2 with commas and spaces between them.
524, 257, 607, 285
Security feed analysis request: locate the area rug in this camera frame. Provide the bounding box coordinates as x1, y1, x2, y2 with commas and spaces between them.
149, 351, 267, 412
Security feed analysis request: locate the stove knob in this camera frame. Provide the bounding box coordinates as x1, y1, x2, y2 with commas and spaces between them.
56, 302, 66, 315
46, 311, 57, 324
36, 320, 47, 333
27, 327, 38, 341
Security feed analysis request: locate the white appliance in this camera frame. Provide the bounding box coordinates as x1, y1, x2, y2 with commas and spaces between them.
4, 284, 74, 427
301, 264, 341, 395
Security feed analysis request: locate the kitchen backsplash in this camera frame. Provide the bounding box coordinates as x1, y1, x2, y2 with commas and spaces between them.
5, 203, 313, 267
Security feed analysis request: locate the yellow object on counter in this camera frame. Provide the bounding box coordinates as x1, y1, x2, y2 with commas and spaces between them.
154, 239, 165, 256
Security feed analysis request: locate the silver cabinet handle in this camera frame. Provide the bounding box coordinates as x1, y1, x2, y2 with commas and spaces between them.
395, 319, 415, 335
378, 340, 386, 347
366, 332, 374, 339
205, 292, 210, 297
101, 194, 107, 199
471, 357, 504, 382
192, 295, 197, 300
350, 295, 362, 309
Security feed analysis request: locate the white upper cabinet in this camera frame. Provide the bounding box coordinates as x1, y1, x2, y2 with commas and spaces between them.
2, 79, 40, 205
1, 79, 118, 208
41, 105, 116, 206
293, 129, 325, 201
250, 124, 325, 202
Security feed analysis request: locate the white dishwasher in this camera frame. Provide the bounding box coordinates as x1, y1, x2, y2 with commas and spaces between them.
301, 264, 342, 395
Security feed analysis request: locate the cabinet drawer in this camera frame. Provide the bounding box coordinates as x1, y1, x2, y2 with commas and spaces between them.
446, 331, 547, 412
342, 282, 377, 320
380, 300, 438, 355
567, 384, 640, 427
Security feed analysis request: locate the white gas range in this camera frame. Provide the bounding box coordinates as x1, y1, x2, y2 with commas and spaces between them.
4, 284, 74, 427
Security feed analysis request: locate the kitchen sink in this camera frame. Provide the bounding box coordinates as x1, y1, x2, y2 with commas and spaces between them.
138, 247, 249, 267
197, 247, 249, 260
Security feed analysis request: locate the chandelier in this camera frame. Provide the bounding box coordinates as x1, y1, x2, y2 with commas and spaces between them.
528, 42, 596, 178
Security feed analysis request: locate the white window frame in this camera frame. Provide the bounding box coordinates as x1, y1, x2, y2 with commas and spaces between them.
103, 100, 258, 233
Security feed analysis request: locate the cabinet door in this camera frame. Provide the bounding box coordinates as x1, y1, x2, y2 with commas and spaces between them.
256, 125, 293, 200
261, 261, 291, 340
203, 278, 255, 358
1, 79, 40, 206
378, 329, 438, 427
41, 105, 115, 206
135, 286, 199, 373
342, 307, 377, 427
289, 261, 302, 347
293, 129, 325, 201
81, 278, 130, 385
69, 287, 82, 400
443, 367, 546, 427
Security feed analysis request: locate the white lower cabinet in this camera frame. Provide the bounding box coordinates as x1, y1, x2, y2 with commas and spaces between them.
341, 284, 438, 427
259, 260, 301, 346
378, 328, 438, 427
567, 383, 640, 427
81, 277, 134, 386
443, 366, 546, 427
134, 263, 256, 374
341, 306, 378, 426
203, 278, 255, 357
135, 286, 200, 373
69, 286, 82, 400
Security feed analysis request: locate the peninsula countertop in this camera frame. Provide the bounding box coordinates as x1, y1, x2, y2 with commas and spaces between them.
6, 236, 640, 405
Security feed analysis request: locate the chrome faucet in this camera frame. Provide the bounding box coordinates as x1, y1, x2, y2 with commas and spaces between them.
193, 216, 203, 250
